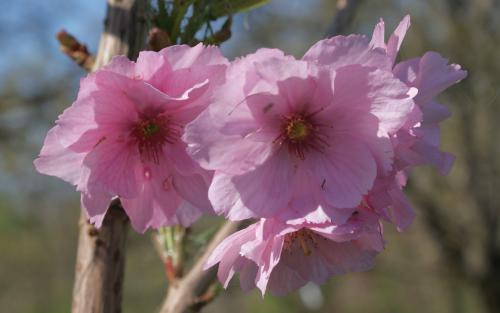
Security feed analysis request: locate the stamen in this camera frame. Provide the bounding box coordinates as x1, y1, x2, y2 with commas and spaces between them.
283, 229, 318, 257
274, 113, 329, 159
298, 236, 311, 256
286, 117, 311, 142
132, 115, 181, 164
141, 122, 160, 137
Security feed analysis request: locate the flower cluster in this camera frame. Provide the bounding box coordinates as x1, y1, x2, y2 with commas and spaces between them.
34, 16, 466, 295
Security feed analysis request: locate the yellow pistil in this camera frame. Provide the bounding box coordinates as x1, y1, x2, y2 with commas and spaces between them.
298, 235, 311, 256
141, 121, 161, 138
286, 118, 310, 142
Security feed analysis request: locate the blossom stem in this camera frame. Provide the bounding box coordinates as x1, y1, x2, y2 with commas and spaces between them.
155, 225, 187, 283
159, 221, 241, 313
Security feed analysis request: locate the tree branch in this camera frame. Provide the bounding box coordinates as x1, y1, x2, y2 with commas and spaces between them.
72, 200, 129, 313
71, 1, 148, 312
92, 0, 149, 71
159, 221, 241, 313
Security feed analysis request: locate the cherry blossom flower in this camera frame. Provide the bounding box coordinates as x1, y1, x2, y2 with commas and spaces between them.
34, 44, 228, 232
369, 15, 467, 174
184, 46, 416, 223
205, 207, 383, 295
305, 16, 466, 231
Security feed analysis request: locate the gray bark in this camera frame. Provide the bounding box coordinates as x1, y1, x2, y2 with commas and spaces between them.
71, 1, 148, 312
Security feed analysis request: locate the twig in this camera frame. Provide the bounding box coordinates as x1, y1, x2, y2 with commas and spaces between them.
159, 221, 241, 313
56, 30, 95, 71
325, 0, 364, 37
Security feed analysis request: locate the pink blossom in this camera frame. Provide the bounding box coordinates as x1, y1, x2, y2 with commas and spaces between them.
369, 15, 467, 174
184, 45, 416, 222
391, 51, 466, 174
306, 15, 466, 175
34, 44, 228, 232
305, 16, 466, 231
365, 171, 414, 231
205, 208, 383, 296
370, 17, 466, 230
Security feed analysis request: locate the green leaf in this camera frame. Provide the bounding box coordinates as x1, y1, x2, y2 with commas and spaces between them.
209, 0, 270, 19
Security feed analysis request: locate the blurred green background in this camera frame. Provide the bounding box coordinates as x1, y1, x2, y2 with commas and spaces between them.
1, 0, 499, 312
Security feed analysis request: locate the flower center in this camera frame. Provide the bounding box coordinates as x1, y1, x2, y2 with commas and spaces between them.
283, 229, 319, 256
286, 118, 311, 142
275, 114, 326, 160
133, 115, 180, 164
141, 121, 161, 138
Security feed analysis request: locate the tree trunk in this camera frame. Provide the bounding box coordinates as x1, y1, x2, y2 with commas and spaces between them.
72, 201, 129, 313
71, 1, 148, 312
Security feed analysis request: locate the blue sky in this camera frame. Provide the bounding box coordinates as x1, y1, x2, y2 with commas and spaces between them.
0, 0, 331, 88
0, 1, 103, 81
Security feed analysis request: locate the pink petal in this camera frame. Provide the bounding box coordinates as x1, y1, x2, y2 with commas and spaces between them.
302, 35, 392, 71
135, 50, 171, 83
204, 224, 258, 288
316, 239, 377, 275
172, 172, 212, 213
322, 65, 414, 136
248, 236, 285, 295
120, 186, 155, 233
184, 107, 272, 174
165, 142, 205, 176
369, 18, 386, 49
365, 68, 415, 134
93, 70, 186, 115
253, 58, 310, 92
393, 52, 467, 105
101, 55, 136, 77
34, 126, 85, 185
307, 135, 377, 208
160, 43, 229, 70
157, 65, 225, 99
80, 138, 140, 198
387, 185, 416, 231
411, 140, 455, 175
121, 161, 184, 231
421, 101, 451, 125
244, 92, 288, 131
209, 150, 295, 219
239, 261, 258, 292
322, 105, 394, 174
386, 15, 411, 63
81, 191, 113, 228
266, 263, 307, 296
277, 76, 317, 113
165, 201, 204, 227
56, 97, 101, 149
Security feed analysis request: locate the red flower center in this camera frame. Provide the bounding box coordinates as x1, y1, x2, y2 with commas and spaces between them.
133, 115, 180, 164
